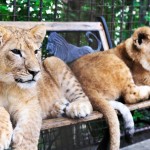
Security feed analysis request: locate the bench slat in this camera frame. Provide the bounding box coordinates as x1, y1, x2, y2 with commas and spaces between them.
42, 111, 103, 130
0, 21, 102, 31
128, 100, 150, 111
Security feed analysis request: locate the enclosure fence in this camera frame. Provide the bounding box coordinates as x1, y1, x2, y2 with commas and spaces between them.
0, 0, 150, 46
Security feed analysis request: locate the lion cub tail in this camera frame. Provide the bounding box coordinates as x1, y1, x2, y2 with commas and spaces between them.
110, 101, 134, 142
85, 89, 120, 150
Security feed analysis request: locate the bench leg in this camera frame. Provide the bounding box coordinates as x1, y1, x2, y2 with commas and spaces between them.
97, 128, 110, 150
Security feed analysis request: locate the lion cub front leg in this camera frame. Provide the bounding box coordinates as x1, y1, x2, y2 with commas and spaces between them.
12, 101, 42, 150
44, 57, 93, 119
60, 68, 93, 119
0, 107, 13, 150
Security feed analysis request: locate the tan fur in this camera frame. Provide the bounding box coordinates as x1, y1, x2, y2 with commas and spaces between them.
0, 25, 93, 150
111, 26, 150, 86
70, 26, 150, 150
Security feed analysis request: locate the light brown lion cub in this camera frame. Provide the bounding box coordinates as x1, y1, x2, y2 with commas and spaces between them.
70, 26, 150, 150
0, 25, 92, 150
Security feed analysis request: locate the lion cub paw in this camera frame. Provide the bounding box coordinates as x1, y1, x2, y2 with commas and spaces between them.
138, 85, 150, 100
0, 108, 13, 150
0, 121, 13, 150
50, 98, 70, 117
12, 127, 24, 148
12, 127, 38, 150
65, 101, 93, 119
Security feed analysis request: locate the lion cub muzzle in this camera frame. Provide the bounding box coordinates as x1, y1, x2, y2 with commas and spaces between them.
15, 69, 40, 84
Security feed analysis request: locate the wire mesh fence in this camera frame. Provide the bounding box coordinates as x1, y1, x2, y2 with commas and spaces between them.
0, 0, 150, 46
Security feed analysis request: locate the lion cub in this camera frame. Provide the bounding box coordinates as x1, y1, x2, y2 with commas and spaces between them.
70, 26, 150, 150
0, 25, 92, 150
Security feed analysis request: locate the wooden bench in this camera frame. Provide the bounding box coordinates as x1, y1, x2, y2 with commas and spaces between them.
1, 18, 150, 145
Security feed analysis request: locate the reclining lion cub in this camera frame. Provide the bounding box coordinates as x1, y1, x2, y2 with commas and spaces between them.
70, 26, 150, 150
0, 25, 93, 150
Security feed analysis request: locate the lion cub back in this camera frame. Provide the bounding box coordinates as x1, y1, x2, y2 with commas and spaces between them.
70, 52, 132, 101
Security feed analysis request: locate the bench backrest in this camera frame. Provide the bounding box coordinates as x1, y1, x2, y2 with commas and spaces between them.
0, 21, 111, 51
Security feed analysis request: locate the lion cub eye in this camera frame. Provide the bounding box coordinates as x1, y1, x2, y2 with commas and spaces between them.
34, 49, 40, 54
11, 49, 22, 57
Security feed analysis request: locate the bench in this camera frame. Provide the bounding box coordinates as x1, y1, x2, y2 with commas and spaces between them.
1, 17, 150, 148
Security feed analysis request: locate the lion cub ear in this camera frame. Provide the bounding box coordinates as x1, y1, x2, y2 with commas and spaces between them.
133, 28, 150, 49
30, 25, 46, 44
0, 26, 11, 47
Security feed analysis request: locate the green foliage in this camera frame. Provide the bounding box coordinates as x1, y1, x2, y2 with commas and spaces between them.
1, 0, 149, 43
95, 0, 150, 45
133, 110, 144, 121
117, 0, 149, 45
133, 109, 150, 129
0, 1, 11, 20
0, 0, 149, 59
145, 12, 150, 21
0, 0, 149, 58
0, 0, 63, 21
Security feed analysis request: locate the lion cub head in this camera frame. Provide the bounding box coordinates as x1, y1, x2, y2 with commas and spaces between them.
126, 26, 150, 71
0, 25, 46, 88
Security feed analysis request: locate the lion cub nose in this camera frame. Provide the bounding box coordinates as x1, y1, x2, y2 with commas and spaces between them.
28, 69, 40, 78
